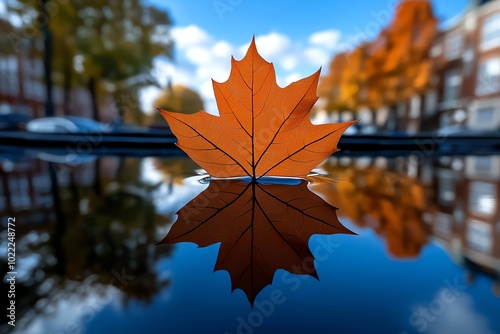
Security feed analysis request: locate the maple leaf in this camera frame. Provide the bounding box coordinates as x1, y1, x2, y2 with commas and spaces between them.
158, 179, 354, 304
159, 38, 357, 179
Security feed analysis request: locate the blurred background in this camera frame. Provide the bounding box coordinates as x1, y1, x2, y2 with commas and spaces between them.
0, 0, 499, 136
1, 0, 500, 333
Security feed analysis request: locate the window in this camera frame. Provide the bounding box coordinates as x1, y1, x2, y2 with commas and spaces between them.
467, 220, 492, 253
443, 68, 462, 101
430, 44, 442, 58
476, 58, 500, 96
438, 175, 455, 204
469, 181, 496, 216
409, 95, 421, 118
435, 213, 452, 236
7, 56, 18, 74
397, 101, 406, 117
475, 107, 495, 128
445, 33, 463, 60
474, 156, 493, 173
481, 13, 500, 50
424, 90, 437, 116
466, 156, 500, 181
8, 74, 19, 97
22, 77, 32, 99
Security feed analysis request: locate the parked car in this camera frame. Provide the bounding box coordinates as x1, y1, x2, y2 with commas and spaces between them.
26, 116, 110, 133
343, 123, 380, 136
436, 126, 463, 137
436, 126, 500, 137
36, 152, 96, 164
0, 113, 32, 131
358, 124, 378, 135
343, 123, 360, 136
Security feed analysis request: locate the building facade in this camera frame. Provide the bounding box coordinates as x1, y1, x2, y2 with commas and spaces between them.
407, 0, 500, 133
0, 19, 116, 121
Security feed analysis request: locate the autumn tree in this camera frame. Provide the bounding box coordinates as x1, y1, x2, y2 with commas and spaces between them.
381, 0, 437, 103
339, 43, 370, 111
364, 29, 391, 110
75, 1, 173, 121
318, 52, 349, 113
8, 0, 173, 122
0, 19, 15, 52
319, 0, 437, 120
150, 84, 204, 124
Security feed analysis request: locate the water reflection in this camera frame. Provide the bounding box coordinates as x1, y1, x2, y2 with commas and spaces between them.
0, 153, 499, 333
322, 155, 500, 297
158, 179, 354, 304
0, 157, 174, 333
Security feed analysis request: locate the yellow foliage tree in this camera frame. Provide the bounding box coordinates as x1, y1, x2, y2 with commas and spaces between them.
318, 52, 349, 112
379, 0, 437, 104
320, 0, 437, 116
150, 85, 204, 125
339, 43, 370, 110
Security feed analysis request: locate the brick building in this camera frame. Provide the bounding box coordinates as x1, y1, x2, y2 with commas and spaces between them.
347, 0, 500, 134
0, 19, 115, 121
396, 0, 500, 133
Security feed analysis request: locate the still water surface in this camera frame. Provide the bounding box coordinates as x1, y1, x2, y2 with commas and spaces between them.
1, 154, 499, 334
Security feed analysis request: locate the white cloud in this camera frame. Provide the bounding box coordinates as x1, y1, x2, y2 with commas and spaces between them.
15, 281, 123, 334
281, 55, 300, 71
200, 81, 216, 100
308, 30, 341, 50
304, 47, 330, 67
139, 86, 162, 114
171, 25, 212, 50
255, 32, 292, 59
426, 292, 494, 334
212, 41, 233, 59
185, 46, 212, 65
281, 72, 302, 87
140, 26, 342, 115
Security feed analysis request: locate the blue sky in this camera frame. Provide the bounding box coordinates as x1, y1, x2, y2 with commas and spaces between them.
151, 0, 469, 44
140, 0, 470, 114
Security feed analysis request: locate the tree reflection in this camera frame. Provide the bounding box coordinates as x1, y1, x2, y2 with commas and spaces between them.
317, 160, 429, 258
0, 157, 173, 332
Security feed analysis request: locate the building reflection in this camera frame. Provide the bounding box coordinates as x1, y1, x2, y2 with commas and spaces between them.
432, 155, 500, 297
0, 155, 174, 333
324, 155, 500, 297
0, 156, 53, 226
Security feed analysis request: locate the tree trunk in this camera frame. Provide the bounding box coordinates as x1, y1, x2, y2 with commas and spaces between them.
88, 77, 99, 121
63, 52, 72, 115
49, 163, 66, 276
41, 0, 55, 117
370, 108, 377, 128
93, 159, 102, 196
113, 90, 126, 124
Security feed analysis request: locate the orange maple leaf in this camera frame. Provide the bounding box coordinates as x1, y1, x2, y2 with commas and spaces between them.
160, 38, 356, 179
158, 180, 354, 304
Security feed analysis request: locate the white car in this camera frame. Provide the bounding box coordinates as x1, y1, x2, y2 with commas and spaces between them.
436, 126, 463, 137
26, 116, 110, 133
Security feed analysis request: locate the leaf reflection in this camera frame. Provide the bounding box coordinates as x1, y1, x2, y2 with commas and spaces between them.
159, 179, 355, 304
